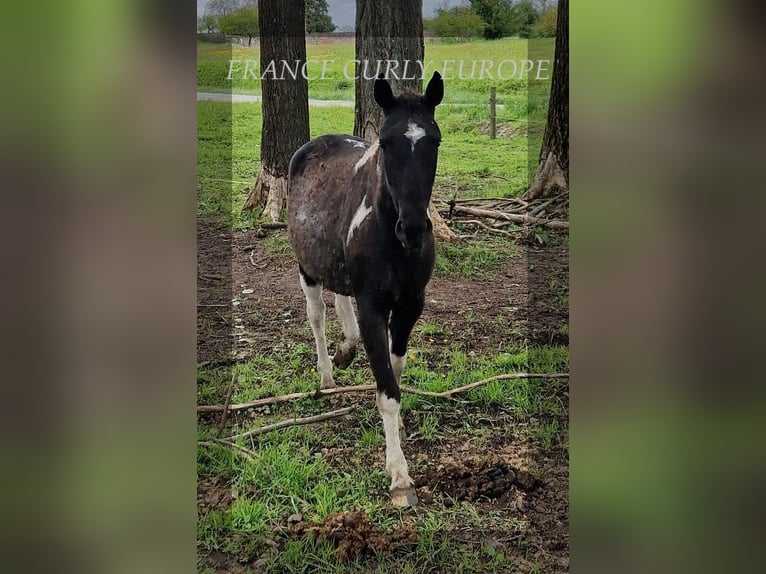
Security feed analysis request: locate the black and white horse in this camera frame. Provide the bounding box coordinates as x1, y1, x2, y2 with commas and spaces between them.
287, 72, 444, 507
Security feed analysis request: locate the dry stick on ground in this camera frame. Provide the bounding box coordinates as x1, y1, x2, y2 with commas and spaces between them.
459, 219, 516, 238
226, 406, 358, 441
196, 373, 569, 414
216, 372, 238, 438
451, 204, 569, 230
199, 438, 257, 460
528, 196, 560, 218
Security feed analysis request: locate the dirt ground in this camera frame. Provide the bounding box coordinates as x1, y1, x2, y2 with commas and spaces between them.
198, 222, 568, 363
197, 222, 569, 572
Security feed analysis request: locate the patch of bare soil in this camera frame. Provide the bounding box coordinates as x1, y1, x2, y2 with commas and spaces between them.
411, 443, 569, 574
197, 475, 233, 512
197, 216, 234, 364
199, 226, 568, 364
287, 511, 418, 561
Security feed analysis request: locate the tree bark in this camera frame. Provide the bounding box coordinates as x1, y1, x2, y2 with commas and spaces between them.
354, 0, 457, 241
242, 0, 310, 220
523, 0, 568, 200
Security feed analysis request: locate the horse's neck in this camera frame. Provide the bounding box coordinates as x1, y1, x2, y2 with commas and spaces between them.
369, 171, 396, 230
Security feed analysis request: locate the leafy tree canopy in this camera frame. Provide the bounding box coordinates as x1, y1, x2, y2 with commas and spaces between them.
469, 0, 516, 39
425, 6, 486, 39
306, 0, 336, 33
533, 7, 557, 37
218, 6, 259, 38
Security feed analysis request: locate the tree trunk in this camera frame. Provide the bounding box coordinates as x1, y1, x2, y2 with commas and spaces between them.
354, 0, 457, 242
523, 0, 568, 200
242, 0, 310, 220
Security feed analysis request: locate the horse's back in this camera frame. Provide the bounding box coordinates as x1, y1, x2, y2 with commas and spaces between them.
287, 135, 369, 294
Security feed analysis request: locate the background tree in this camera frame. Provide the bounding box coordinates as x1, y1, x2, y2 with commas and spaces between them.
218, 6, 259, 45
204, 0, 240, 19
198, 14, 218, 33
242, 0, 310, 220
523, 0, 567, 199
424, 6, 486, 39
305, 0, 336, 33
354, 0, 457, 241
533, 6, 557, 37
469, 0, 516, 39
514, 0, 539, 39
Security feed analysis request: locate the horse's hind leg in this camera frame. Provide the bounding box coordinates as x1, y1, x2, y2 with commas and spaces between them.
299, 268, 335, 390
333, 294, 359, 369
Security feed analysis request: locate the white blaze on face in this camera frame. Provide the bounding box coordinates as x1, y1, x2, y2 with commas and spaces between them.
404, 121, 426, 152
354, 139, 379, 173
346, 195, 373, 246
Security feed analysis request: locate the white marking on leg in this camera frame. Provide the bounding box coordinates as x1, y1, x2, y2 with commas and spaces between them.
299, 274, 334, 389
404, 121, 426, 152
376, 392, 413, 492
389, 351, 407, 434
354, 140, 379, 173
335, 294, 360, 352
390, 353, 406, 383
346, 195, 373, 246
388, 328, 406, 383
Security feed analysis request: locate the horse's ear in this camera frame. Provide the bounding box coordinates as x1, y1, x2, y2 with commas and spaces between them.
374, 74, 396, 112
424, 71, 444, 109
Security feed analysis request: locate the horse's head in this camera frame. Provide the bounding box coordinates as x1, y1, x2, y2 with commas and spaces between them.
375, 71, 443, 251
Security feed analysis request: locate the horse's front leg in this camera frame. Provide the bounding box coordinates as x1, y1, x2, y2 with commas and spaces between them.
389, 293, 425, 435
357, 296, 418, 507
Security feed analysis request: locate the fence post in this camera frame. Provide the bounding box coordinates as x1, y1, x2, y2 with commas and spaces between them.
489, 87, 496, 139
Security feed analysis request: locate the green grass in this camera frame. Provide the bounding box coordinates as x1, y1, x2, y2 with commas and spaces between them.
435, 236, 518, 279
198, 338, 567, 571
197, 37, 554, 228
198, 38, 555, 103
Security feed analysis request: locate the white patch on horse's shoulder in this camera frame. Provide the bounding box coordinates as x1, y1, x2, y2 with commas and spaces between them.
346, 195, 373, 246
354, 140, 379, 173
404, 121, 426, 152
345, 138, 367, 149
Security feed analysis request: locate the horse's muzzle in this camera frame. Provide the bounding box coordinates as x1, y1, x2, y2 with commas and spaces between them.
395, 217, 433, 251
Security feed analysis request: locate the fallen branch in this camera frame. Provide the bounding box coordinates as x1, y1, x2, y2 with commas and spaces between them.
199, 438, 257, 460
458, 219, 516, 238
197, 373, 569, 414
451, 205, 569, 230
259, 221, 287, 229
528, 196, 560, 218
216, 372, 238, 438
403, 373, 568, 398
226, 406, 358, 440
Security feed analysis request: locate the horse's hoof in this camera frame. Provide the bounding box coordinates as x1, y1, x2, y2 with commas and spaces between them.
319, 378, 336, 390
333, 346, 357, 369
391, 487, 418, 508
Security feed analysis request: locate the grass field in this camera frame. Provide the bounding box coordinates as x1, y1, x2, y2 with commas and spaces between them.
197, 37, 554, 228
197, 37, 568, 574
